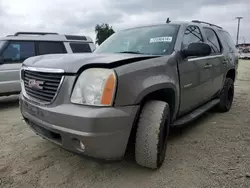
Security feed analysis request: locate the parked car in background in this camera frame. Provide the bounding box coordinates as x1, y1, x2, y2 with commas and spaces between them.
239, 49, 250, 59
0, 32, 95, 96
20, 20, 238, 169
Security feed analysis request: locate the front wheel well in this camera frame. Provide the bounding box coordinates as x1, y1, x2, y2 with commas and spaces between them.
140, 88, 175, 120
226, 69, 236, 82
126, 88, 176, 154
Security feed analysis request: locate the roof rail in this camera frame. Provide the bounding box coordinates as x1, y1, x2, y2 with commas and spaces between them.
14, 32, 59, 36
191, 20, 222, 29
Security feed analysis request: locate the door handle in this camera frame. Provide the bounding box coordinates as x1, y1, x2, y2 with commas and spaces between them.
204, 64, 212, 69
223, 59, 228, 64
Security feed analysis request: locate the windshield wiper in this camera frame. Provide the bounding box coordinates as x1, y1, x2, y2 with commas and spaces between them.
117, 51, 142, 54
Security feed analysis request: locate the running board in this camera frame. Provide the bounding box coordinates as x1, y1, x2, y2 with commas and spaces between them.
172, 99, 220, 127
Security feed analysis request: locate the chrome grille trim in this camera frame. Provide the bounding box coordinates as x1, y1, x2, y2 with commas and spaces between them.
20, 66, 65, 105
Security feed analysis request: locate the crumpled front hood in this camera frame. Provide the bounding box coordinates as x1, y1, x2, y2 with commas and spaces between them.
23, 53, 160, 73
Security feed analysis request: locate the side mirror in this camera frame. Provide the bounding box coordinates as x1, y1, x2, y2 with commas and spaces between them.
182, 42, 211, 58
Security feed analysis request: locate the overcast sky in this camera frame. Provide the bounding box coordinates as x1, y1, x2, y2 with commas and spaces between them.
0, 0, 249, 44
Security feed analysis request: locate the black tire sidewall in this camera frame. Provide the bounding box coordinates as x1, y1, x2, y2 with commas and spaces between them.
135, 101, 171, 169
157, 104, 170, 168
219, 78, 234, 112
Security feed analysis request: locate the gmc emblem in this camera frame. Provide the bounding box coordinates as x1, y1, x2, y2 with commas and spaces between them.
28, 79, 44, 90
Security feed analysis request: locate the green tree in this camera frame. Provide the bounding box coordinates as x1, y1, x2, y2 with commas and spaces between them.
95, 23, 115, 45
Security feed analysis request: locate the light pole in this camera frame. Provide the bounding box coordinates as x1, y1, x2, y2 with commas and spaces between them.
236, 17, 243, 45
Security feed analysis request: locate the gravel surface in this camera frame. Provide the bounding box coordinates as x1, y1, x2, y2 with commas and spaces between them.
1, 60, 250, 188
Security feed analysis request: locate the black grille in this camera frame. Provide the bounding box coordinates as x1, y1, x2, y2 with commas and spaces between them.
23, 70, 63, 103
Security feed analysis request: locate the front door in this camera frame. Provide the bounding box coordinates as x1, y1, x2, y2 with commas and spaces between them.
178, 25, 213, 116
0, 41, 36, 95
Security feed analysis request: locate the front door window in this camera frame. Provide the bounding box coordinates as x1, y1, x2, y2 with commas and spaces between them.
2, 41, 35, 63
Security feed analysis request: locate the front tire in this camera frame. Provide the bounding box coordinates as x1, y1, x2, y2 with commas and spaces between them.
135, 100, 170, 169
217, 78, 234, 112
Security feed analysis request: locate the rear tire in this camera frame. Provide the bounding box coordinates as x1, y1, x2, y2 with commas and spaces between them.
217, 78, 234, 112
135, 100, 170, 169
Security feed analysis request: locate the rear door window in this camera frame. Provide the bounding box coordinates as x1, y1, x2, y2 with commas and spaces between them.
2, 41, 35, 62
37, 42, 66, 55
70, 43, 92, 53
203, 28, 221, 54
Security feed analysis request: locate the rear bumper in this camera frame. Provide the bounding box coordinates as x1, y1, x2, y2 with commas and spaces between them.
20, 94, 139, 160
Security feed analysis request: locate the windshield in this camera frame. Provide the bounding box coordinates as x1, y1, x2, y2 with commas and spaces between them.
94, 24, 179, 55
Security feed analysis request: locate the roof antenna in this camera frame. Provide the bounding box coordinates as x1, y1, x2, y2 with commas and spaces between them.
166, 17, 171, 23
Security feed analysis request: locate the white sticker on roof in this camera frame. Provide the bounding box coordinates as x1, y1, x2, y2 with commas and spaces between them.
149, 37, 172, 43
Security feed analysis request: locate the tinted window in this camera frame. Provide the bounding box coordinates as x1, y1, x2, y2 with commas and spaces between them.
94, 24, 179, 55
66, 35, 87, 40
203, 28, 221, 54
70, 43, 92, 53
218, 30, 237, 53
182, 25, 203, 49
2, 41, 35, 62
38, 42, 66, 55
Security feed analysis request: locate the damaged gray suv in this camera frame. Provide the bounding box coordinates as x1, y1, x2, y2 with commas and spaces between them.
20, 20, 238, 169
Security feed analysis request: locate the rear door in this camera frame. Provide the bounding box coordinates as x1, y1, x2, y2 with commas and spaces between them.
0, 41, 35, 95
202, 27, 225, 97
178, 25, 212, 115
218, 30, 239, 70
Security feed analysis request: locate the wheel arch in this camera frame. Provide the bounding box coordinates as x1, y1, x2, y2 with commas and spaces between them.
226, 68, 236, 82
128, 84, 178, 146
135, 83, 178, 121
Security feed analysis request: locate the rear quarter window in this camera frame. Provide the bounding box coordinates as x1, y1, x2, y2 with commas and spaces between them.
218, 30, 237, 53
70, 43, 92, 53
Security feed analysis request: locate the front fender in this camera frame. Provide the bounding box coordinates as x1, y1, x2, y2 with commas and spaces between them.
113, 55, 179, 116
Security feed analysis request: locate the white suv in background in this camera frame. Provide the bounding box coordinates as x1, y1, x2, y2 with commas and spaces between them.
0, 32, 95, 96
